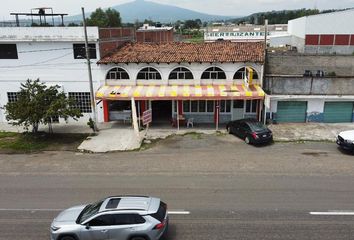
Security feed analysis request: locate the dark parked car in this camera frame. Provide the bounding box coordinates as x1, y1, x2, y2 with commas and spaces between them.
226, 118, 273, 144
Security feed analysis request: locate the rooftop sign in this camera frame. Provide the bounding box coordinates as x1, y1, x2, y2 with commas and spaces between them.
204, 31, 287, 41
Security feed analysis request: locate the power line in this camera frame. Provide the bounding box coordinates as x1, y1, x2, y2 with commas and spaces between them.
18, 47, 72, 53
18, 46, 96, 53
0, 52, 74, 68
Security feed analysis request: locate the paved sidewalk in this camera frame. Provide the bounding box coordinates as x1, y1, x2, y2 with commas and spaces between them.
1, 121, 354, 152
143, 128, 225, 140
78, 127, 141, 153
269, 123, 354, 142
0, 122, 142, 153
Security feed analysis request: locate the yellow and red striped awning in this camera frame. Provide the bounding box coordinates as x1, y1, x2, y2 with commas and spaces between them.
96, 84, 265, 100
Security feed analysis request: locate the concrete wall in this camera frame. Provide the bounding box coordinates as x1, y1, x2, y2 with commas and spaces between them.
290, 35, 305, 53
304, 45, 354, 55
288, 16, 306, 38
266, 53, 354, 76
306, 99, 324, 122
0, 27, 99, 42
269, 35, 291, 47
265, 76, 354, 95
265, 53, 354, 96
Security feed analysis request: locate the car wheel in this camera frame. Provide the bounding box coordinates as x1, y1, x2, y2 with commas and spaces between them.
226, 126, 231, 134
60, 236, 76, 240
245, 136, 251, 144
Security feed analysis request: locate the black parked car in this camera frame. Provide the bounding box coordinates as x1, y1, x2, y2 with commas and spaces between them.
226, 118, 273, 144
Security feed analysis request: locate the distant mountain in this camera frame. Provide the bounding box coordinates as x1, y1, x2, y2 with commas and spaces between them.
67, 0, 237, 23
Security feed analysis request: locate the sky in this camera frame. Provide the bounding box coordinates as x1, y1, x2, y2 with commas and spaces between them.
0, 0, 353, 20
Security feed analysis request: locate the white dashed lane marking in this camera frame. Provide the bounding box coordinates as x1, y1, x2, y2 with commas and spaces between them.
310, 211, 354, 215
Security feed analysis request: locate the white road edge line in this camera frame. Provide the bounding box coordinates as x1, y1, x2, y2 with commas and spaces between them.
310, 211, 354, 215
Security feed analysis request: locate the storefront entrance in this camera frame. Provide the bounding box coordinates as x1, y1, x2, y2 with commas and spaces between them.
232, 100, 244, 120
151, 101, 172, 123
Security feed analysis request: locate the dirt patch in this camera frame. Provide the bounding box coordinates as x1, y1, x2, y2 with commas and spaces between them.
140, 132, 243, 153
301, 152, 328, 157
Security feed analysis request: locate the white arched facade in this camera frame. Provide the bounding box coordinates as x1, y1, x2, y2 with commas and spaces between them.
99, 62, 263, 86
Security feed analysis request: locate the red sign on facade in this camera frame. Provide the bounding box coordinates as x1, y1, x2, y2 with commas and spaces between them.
142, 109, 152, 126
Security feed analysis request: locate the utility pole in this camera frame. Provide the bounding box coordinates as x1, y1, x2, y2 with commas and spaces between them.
82, 7, 98, 132
262, 19, 268, 124
264, 19, 268, 60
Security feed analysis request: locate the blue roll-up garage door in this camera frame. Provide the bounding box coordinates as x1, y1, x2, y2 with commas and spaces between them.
324, 102, 353, 123
276, 101, 307, 123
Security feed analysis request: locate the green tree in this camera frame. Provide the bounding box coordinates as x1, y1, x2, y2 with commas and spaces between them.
231, 8, 324, 25
5, 79, 82, 133
249, 16, 255, 24
143, 18, 156, 26
67, 22, 80, 27
183, 19, 201, 29
86, 8, 122, 27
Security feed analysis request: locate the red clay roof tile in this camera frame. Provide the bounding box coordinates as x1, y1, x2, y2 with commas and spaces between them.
98, 41, 265, 64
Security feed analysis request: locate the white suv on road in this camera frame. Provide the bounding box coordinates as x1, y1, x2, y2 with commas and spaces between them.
50, 195, 168, 240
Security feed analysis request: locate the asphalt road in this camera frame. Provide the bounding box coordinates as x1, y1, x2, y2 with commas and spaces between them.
0, 134, 354, 240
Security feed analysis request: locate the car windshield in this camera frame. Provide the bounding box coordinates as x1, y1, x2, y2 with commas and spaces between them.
77, 200, 104, 224
249, 122, 267, 132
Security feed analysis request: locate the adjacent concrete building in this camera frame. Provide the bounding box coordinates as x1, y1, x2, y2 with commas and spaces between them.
264, 53, 354, 123
99, 27, 136, 58
272, 9, 354, 54
136, 24, 174, 43
0, 27, 104, 124
0, 24, 174, 126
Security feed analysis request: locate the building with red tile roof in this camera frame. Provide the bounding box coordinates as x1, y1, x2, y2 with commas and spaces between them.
98, 41, 265, 64
96, 40, 266, 128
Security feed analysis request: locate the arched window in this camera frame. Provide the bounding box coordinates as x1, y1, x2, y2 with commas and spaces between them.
169, 67, 194, 80
233, 67, 259, 80
106, 67, 130, 80
201, 67, 226, 80
137, 67, 162, 80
